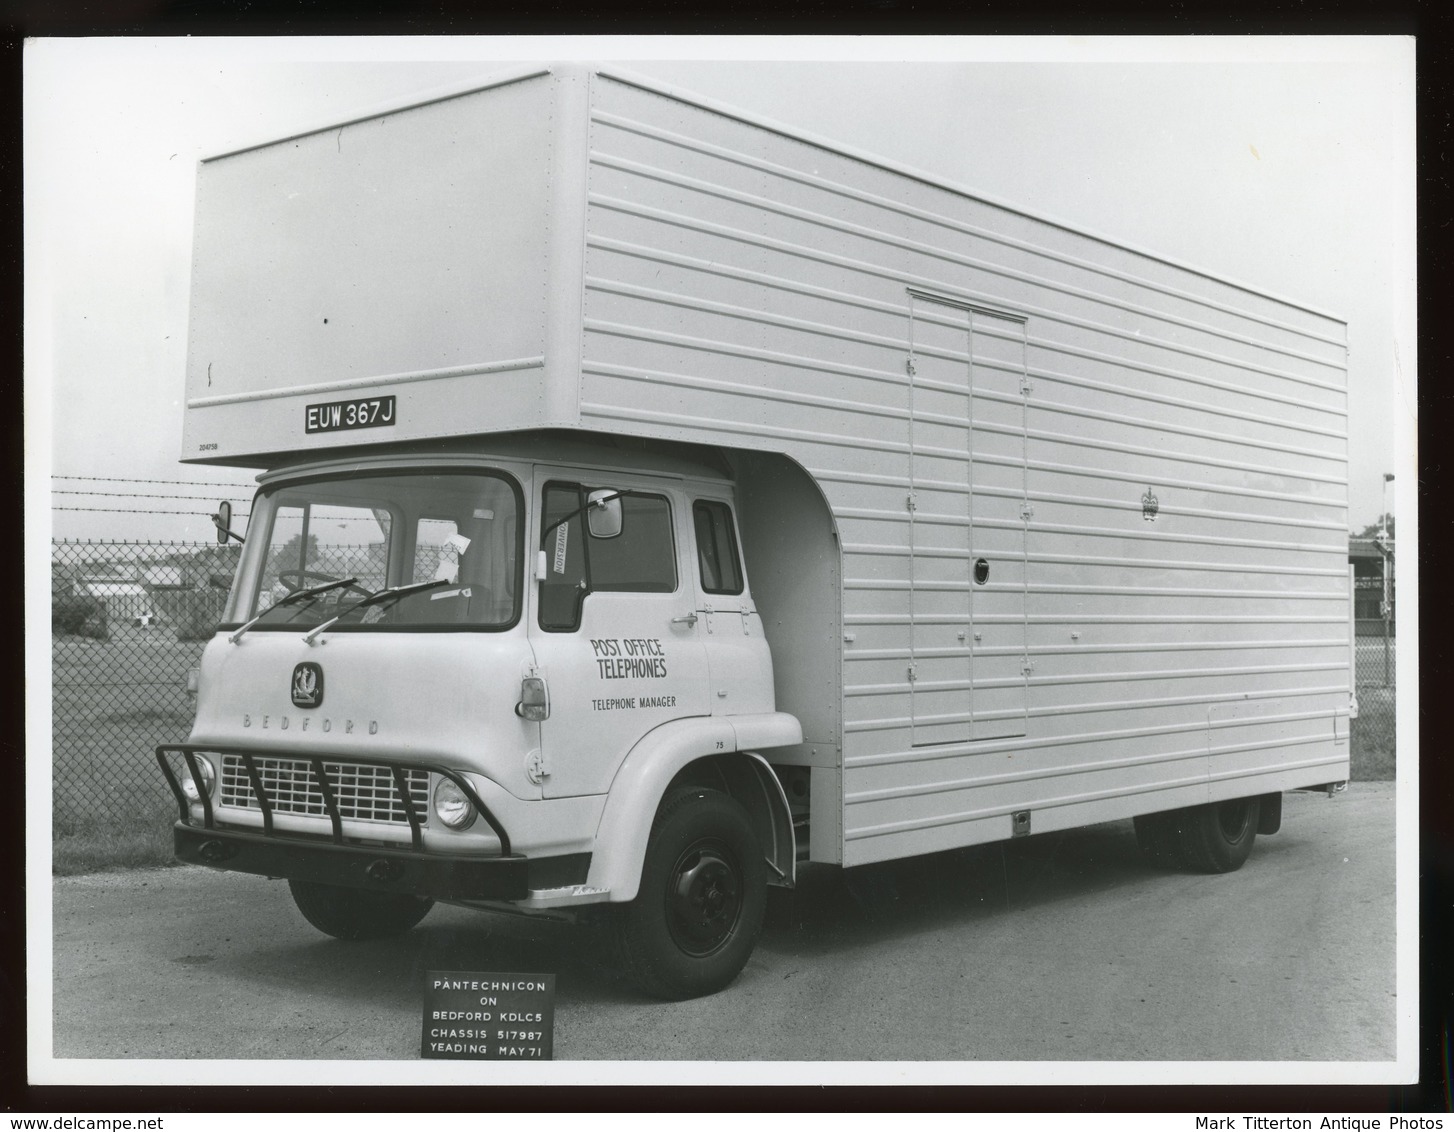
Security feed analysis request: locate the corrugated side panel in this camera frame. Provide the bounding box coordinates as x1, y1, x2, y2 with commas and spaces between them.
184, 74, 558, 464
578, 73, 1350, 867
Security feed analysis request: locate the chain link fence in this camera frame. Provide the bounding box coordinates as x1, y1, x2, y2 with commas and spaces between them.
51, 539, 240, 835
1352, 631, 1397, 780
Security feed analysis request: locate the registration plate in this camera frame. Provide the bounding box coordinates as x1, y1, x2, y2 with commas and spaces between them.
305, 395, 396, 434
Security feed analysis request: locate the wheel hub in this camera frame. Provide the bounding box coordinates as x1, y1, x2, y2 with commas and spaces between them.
666, 843, 742, 957
1218, 799, 1251, 840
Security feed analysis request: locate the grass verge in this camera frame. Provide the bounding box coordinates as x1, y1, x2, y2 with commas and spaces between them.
53, 805, 179, 876
1350, 685, 1396, 782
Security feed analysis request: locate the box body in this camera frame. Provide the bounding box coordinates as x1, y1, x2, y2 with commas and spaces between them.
183, 67, 1351, 867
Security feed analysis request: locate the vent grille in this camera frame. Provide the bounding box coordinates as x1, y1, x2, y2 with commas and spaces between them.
220, 755, 429, 826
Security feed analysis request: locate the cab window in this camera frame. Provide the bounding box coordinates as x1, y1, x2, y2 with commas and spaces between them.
538, 483, 677, 631
693, 500, 743, 596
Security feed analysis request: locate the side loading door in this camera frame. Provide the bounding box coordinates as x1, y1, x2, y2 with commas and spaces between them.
907, 290, 1030, 745
527, 469, 712, 799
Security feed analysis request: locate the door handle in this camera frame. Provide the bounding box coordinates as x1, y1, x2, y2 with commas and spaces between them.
671, 612, 699, 626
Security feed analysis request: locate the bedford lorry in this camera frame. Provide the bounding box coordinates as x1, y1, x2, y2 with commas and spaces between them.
159, 65, 1353, 1000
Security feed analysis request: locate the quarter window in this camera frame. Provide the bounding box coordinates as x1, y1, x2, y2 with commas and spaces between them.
693, 500, 743, 595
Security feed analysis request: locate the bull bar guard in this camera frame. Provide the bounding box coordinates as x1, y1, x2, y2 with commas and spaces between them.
156, 745, 528, 901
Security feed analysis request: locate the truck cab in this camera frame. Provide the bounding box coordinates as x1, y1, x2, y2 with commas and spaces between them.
163, 434, 802, 999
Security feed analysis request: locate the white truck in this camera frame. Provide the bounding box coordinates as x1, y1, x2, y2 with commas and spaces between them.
159, 65, 1353, 1000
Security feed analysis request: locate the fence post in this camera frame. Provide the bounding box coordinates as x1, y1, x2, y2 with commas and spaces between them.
1381, 546, 1392, 688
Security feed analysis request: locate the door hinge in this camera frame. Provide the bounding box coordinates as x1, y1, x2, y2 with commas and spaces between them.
1020, 501, 1034, 522
1021, 657, 1035, 677
906, 357, 917, 377
1020, 375, 1033, 397
907, 491, 918, 512
907, 663, 918, 683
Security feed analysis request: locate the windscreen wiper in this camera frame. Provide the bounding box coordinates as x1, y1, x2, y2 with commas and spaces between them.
301, 579, 450, 646
227, 577, 359, 645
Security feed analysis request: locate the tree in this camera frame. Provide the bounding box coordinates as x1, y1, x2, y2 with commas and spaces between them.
265, 533, 320, 577
1354, 515, 1394, 540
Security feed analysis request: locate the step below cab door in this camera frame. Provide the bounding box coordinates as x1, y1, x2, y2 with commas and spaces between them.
527, 471, 711, 799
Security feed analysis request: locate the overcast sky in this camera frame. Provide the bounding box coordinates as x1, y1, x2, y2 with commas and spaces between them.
25, 36, 1415, 543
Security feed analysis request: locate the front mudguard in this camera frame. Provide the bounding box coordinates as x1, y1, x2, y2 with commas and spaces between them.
584, 712, 801, 902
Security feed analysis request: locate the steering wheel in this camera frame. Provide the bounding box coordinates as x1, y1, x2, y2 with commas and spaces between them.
275, 569, 371, 599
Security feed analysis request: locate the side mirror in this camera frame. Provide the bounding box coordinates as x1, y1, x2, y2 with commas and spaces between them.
213, 501, 232, 545
212, 501, 244, 544
586, 490, 623, 539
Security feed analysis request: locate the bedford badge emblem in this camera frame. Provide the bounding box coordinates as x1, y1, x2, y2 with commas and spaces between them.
292, 662, 324, 708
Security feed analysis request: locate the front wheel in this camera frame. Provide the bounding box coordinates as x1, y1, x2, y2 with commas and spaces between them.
607, 787, 767, 1000
288, 879, 434, 940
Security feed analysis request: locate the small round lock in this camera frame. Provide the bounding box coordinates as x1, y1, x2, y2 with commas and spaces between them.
974, 558, 990, 585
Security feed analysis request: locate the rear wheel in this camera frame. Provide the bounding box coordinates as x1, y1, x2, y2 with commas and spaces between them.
1176, 797, 1261, 874
608, 787, 767, 1001
288, 879, 434, 940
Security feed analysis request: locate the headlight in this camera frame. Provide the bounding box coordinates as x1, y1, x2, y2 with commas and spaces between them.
433, 776, 476, 830
181, 754, 216, 802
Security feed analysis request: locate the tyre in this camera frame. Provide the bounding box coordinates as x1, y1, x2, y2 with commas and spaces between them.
608, 787, 767, 1001
288, 879, 434, 941
1174, 796, 1261, 874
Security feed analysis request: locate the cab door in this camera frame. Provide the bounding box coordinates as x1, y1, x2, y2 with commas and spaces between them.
527, 470, 711, 799
690, 494, 776, 717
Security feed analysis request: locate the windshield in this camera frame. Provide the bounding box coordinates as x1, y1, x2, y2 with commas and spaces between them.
225, 469, 522, 631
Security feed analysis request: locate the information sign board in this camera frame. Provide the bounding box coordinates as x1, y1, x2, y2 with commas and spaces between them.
420, 971, 555, 1060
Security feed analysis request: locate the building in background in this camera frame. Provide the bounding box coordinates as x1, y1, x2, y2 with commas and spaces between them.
1349, 535, 1395, 638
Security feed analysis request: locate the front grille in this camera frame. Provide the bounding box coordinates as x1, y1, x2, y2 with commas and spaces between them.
220, 754, 430, 826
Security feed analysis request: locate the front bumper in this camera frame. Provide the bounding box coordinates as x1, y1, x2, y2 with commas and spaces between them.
172, 821, 529, 900
158, 744, 531, 901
